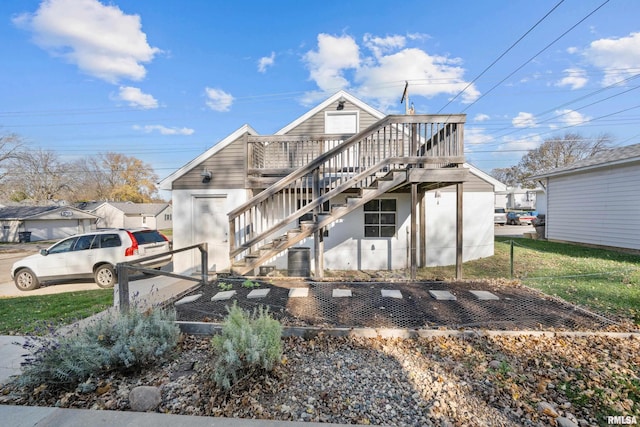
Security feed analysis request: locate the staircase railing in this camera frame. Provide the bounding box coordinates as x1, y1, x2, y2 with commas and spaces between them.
228, 114, 465, 262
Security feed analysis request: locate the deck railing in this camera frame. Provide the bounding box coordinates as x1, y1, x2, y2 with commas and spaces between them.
229, 114, 466, 262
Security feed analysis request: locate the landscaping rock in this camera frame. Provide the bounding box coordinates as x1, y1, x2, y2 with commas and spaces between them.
557, 417, 579, 427
129, 386, 161, 412
537, 401, 559, 418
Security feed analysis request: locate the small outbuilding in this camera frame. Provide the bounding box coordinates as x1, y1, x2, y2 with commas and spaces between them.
533, 143, 640, 251
87, 202, 172, 230
0, 206, 99, 243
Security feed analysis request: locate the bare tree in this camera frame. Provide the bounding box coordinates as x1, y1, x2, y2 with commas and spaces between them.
0, 132, 25, 181
491, 132, 613, 188
7, 149, 72, 203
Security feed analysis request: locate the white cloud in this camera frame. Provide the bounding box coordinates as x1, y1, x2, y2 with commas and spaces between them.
302, 33, 479, 109
473, 113, 490, 122
566, 46, 579, 54
116, 86, 158, 109
501, 134, 542, 152
258, 52, 275, 73
205, 87, 234, 112
556, 68, 588, 90
584, 32, 640, 86
512, 112, 537, 128
133, 125, 194, 135
363, 34, 406, 59
555, 109, 590, 127
13, 0, 160, 84
303, 33, 360, 95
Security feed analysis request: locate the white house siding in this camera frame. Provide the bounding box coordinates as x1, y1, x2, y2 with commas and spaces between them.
171, 188, 248, 274
547, 163, 640, 250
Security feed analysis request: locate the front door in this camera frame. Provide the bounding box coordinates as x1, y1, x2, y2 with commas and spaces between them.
192, 196, 228, 272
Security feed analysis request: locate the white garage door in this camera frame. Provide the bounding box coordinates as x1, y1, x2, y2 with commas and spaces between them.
26, 220, 79, 241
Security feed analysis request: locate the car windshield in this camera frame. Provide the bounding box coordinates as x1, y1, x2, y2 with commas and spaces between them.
132, 230, 166, 244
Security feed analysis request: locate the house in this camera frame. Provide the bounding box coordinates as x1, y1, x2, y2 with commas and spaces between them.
533, 143, 640, 251
0, 206, 99, 243
159, 90, 498, 277
86, 202, 172, 230
495, 187, 536, 211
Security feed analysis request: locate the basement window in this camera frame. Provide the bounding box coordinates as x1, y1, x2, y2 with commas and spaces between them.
364, 199, 396, 237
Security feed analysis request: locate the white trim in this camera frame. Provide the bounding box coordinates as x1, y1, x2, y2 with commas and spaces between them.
158, 124, 258, 190
275, 90, 385, 135
534, 157, 640, 179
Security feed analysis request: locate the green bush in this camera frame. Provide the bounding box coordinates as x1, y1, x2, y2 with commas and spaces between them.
211, 302, 282, 390
18, 308, 180, 391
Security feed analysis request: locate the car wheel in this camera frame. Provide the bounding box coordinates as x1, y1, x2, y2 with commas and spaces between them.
14, 268, 40, 291
94, 264, 116, 288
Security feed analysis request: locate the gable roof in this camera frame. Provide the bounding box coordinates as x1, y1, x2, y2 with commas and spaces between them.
275, 90, 385, 135
158, 124, 258, 190
534, 143, 640, 179
0, 206, 98, 220
100, 202, 171, 216
465, 163, 507, 191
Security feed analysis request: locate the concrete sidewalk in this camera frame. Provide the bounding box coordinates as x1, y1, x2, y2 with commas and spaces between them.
0, 405, 354, 427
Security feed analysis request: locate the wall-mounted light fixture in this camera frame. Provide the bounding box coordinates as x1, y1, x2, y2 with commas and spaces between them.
201, 168, 212, 183
337, 96, 346, 110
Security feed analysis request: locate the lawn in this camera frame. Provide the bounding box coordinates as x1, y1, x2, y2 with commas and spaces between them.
0, 237, 638, 335
416, 237, 640, 323
0, 289, 113, 335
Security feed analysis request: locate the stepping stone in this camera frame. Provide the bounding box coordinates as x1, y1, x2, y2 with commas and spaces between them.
247, 289, 270, 299
429, 290, 457, 301
332, 289, 352, 298
174, 294, 202, 306
211, 290, 236, 301
469, 290, 500, 300
288, 287, 309, 298
381, 289, 403, 299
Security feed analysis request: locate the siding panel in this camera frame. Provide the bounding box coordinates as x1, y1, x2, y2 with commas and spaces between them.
284, 100, 379, 135
173, 136, 246, 190
547, 163, 640, 249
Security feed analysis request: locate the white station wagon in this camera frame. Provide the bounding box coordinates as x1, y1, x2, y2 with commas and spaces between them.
11, 228, 172, 291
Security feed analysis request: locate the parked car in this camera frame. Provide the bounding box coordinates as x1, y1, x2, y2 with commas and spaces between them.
494, 208, 507, 226
11, 229, 172, 291
506, 211, 536, 225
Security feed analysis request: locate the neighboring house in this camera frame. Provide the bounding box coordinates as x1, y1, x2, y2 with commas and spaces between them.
496, 187, 537, 211
533, 143, 640, 251
159, 90, 498, 277
87, 202, 172, 230
0, 206, 99, 243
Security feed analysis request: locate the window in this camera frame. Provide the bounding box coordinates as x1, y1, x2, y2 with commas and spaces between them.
73, 235, 95, 251
364, 199, 396, 237
98, 234, 122, 248
164, 214, 172, 221
48, 237, 78, 254
325, 111, 358, 134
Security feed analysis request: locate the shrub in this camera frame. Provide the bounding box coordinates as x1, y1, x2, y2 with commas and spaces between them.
211, 302, 282, 390
18, 308, 180, 391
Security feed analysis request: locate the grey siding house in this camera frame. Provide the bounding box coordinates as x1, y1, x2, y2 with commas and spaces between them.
534, 143, 640, 251
160, 90, 497, 277
89, 202, 172, 230
0, 206, 98, 242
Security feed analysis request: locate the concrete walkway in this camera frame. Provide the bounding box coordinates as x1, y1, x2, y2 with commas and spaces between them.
0, 405, 354, 427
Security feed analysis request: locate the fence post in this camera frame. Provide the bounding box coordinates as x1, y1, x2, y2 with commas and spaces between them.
116, 263, 130, 313
510, 240, 514, 279
200, 242, 208, 284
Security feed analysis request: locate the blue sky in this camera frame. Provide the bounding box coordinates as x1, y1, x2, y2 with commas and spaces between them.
1, 0, 639, 187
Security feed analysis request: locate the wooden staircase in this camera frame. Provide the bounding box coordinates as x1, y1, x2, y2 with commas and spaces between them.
231, 169, 407, 275
228, 114, 466, 276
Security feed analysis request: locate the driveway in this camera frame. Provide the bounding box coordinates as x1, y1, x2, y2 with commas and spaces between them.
0, 246, 187, 300
494, 224, 535, 237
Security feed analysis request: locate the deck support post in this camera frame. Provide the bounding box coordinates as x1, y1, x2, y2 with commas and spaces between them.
418, 189, 426, 267
313, 168, 324, 279
410, 183, 418, 279
456, 182, 463, 279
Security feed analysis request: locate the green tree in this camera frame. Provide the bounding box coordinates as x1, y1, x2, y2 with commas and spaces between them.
96, 152, 159, 202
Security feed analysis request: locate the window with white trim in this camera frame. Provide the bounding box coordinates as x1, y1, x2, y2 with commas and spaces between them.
325, 111, 359, 134
364, 199, 396, 237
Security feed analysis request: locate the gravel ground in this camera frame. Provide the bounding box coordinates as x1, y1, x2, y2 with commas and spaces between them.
3, 332, 639, 426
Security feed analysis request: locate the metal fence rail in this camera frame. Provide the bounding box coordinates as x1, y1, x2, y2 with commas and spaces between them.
116, 243, 210, 312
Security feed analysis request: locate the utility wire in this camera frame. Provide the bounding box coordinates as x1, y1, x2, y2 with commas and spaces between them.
457, 0, 611, 115
436, 0, 566, 114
